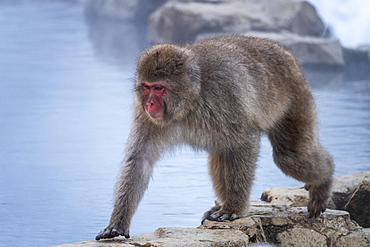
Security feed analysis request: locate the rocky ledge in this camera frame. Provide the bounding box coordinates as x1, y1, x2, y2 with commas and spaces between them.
262, 171, 370, 229
54, 171, 370, 247
53, 203, 370, 247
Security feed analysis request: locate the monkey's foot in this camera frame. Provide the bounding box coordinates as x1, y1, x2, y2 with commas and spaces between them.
307, 199, 326, 218
202, 204, 239, 223
95, 226, 130, 240
306, 181, 331, 218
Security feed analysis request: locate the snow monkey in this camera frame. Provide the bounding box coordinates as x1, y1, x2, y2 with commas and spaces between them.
96, 36, 334, 240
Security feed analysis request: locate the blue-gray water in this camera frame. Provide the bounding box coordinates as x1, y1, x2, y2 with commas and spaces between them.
0, 1, 369, 247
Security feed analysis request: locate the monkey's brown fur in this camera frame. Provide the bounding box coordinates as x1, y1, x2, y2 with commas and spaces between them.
96, 36, 334, 240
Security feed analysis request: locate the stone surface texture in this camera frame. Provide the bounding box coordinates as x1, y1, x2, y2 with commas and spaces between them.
54, 200, 370, 247
261, 186, 309, 207
261, 171, 370, 228
344, 179, 370, 228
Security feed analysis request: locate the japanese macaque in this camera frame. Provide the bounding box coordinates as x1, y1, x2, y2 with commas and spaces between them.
96, 36, 334, 240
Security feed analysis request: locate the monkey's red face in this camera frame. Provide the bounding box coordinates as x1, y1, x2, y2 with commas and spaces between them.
141, 81, 167, 119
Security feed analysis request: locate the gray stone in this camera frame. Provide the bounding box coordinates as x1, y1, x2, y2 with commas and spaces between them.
53, 227, 249, 247
260, 171, 370, 211
200, 202, 365, 246
331, 171, 370, 210
261, 186, 309, 207
277, 228, 327, 247
54, 201, 370, 247
260, 171, 370, 229
345, 180, 370, 228
335, 228, 370, 247
148, 0, 325, 43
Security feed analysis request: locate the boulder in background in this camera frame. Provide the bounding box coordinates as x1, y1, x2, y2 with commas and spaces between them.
148, 0, 325, 43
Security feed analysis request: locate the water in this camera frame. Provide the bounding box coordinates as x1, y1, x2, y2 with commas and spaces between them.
0, 1, 369, 246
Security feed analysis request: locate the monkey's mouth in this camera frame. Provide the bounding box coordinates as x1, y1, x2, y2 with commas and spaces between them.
146, 110, 164, 119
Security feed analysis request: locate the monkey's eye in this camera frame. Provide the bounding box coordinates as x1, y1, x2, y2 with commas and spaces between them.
142, 84, 150, 90
154, 86, 164, 91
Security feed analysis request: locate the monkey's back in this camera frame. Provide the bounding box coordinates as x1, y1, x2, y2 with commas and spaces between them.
187, 36, 313, 131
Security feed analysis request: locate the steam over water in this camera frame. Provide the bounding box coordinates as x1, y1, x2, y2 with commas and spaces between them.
0, 1, 369, 246
309, 0, 370, 47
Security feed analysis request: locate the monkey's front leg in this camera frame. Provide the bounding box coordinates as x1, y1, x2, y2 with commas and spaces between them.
96, 154, 154, 240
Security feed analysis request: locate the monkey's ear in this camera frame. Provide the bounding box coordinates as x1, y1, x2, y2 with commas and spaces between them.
185, 56, 200, 83
154, 50, 160, 57
187, 66, 200, 83
187, 67, 194, 78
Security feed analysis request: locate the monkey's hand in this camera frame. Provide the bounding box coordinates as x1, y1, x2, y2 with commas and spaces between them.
95, 225, 130, 240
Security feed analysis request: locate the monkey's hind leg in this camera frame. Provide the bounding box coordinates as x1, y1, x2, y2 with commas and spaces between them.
303, 147, 334, 217
203, 143, 259, 223
268, 109, 334, 218
304, 149, 333, 218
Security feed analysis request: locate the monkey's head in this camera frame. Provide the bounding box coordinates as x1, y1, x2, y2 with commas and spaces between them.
135, 44, 201, 124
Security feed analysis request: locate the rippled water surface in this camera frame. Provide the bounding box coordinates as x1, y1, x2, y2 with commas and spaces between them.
0, 1, 369, 246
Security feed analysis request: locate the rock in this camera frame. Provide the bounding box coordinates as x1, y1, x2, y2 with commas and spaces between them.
261, 186, 309, 207
260, 185, 336, 210
260, 171, 370, 211
345, 180, 370, 228
335, 228, 370, 247
54, 227, 249, 247
277, 228, 327, 247
201, 201, 367, 246
148, 0, 325, 43
260, 171, 370, 228
331, 171, 370, 210
54, 201, 370, 247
